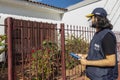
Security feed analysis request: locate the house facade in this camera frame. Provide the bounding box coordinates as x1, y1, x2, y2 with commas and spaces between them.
1, 0, 120, 32
0, 0, 67, 62
63, 0, 120, 31
0, 0, 67, 34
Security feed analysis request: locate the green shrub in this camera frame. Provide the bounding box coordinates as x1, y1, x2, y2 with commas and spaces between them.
65, 35, 89, 69
0, 35, 7, 54
31, 40, 60, 79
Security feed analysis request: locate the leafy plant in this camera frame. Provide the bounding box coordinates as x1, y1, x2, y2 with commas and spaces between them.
0, 35, 7, 54
31, 40, 60, 80
0, 35, 7, 73
65, 35, 89, 69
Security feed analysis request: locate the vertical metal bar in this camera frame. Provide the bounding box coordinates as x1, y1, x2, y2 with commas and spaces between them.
67, 25, 70, 78
12, 19, 16, 80
6, 17, 13, 80
40, 22, 43, 48
28, 21, 32, 80
60, 23, 66, 80
118, 62, 120, 80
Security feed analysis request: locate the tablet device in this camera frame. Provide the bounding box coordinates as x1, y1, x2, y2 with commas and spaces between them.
70, 52, 81, 60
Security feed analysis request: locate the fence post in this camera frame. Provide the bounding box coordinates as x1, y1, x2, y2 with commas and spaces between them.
6, 17, 13, 80
60, 23, 66, 80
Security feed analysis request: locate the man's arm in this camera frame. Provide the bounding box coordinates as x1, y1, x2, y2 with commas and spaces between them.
81, 54, 116, 67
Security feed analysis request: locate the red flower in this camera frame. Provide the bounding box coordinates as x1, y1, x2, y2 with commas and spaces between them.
32, 49, 35, 53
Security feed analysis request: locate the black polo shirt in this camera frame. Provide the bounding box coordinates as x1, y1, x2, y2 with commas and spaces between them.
102, 32, 116, 55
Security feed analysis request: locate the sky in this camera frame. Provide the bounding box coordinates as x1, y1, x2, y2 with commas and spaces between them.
36, 0, 83, 8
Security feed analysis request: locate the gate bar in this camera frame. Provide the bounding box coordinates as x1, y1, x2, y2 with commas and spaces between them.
6, 17, 13, 80
61, 23, 66, 80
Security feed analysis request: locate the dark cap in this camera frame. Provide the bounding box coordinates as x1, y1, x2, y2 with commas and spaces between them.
86, 8, 107, 18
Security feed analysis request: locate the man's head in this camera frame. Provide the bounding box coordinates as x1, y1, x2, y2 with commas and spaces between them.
86, 7, 113, 30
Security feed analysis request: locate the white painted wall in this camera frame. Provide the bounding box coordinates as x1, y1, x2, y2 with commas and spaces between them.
0, 0, 63, 21
62, 0, 120, 31
0, 13, 62, 35
0, 0, 65, 35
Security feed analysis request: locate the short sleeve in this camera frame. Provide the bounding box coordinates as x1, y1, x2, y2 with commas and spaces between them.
102, 33, 116, 54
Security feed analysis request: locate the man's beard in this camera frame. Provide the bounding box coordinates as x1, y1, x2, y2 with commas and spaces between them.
89, 20, 97, 28
91, 22, 97, 28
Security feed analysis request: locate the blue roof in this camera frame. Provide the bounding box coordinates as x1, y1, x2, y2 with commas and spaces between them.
36, 0, 83, 8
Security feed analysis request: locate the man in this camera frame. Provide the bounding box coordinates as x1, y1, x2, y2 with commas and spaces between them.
79, 8, 118, 80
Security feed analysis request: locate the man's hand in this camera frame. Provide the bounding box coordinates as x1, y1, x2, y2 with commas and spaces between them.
80, 58, 88, 66
76, 54, 87, 59
76, 54, 88, 65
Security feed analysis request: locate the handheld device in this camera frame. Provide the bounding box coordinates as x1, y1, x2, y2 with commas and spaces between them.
70, 52, 81, 60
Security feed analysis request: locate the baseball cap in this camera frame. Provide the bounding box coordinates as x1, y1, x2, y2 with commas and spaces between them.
86, 8, 107, 18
